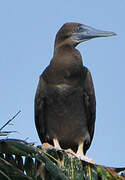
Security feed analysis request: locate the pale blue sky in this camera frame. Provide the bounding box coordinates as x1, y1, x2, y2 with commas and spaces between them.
0, 1, 125, 167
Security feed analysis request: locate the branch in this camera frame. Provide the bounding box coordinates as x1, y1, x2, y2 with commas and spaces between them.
0, 111, 21, 136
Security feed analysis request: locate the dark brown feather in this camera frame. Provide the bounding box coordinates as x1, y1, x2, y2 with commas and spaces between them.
34, 23, 96, 154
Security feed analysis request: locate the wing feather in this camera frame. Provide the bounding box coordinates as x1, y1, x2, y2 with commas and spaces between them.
34, 76, 46, 143
82, 67, 96, 152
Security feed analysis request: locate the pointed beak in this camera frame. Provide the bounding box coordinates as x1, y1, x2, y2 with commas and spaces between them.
72, 24, 117, 43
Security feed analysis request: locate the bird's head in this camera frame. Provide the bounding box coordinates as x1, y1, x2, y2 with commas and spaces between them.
54, 22, 116, 48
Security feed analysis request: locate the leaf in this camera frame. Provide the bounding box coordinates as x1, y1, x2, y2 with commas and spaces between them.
0, 139, 124, 180
0, 157, 32, 180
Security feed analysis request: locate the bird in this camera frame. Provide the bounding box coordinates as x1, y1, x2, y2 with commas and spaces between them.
34, 22, 116, 163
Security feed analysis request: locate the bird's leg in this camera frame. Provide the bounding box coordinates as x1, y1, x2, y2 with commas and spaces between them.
76, 142, 84, 158
53, 138, 62, 150
76, 142, 95, 164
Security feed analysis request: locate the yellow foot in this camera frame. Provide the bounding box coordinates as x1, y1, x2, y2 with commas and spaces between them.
76, 154, 95, 164
41, 142, 54, 150
76, 142, 95, 164
65, 148, 76, 156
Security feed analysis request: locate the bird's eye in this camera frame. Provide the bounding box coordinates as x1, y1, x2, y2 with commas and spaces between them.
76, 26, 84, 32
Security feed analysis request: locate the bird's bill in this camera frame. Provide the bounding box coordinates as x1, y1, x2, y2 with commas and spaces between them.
72, 24, 117, 42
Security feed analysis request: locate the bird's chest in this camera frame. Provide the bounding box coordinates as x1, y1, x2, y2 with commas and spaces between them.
46, 83, 83, 107
53, 84, 75, 96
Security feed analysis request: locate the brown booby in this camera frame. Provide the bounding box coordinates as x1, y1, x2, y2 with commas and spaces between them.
35, 22, 116, 163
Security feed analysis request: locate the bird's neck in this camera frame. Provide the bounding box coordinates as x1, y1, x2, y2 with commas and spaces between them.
43, 45, 84, 84
52, 45, 83, 70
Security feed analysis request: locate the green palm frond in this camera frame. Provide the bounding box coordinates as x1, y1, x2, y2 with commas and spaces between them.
0, 139, 124, 180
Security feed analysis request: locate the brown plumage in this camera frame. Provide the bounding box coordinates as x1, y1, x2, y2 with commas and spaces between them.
35, 22, 116, 162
